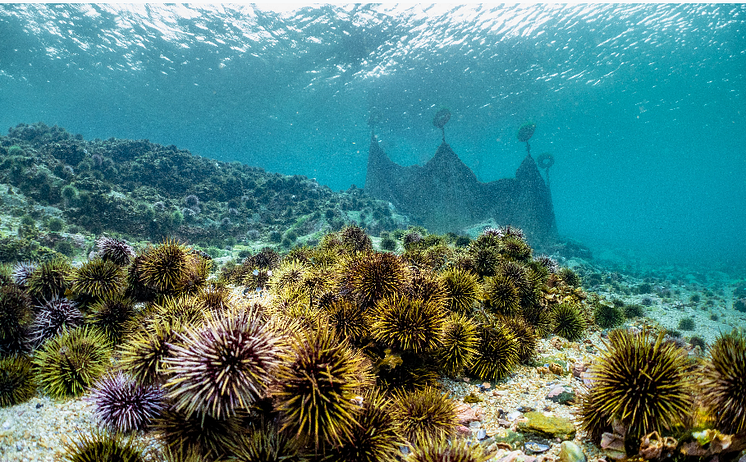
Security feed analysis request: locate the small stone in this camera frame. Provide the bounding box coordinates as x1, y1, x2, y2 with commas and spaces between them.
495, 449, 537, 462
456, 425, 472, 436
36, 403, 43, 409
508, 411, 523, 421
546, 385, 576, 405
524, 440, 551, 454
571, 362, 587, 378
477, 429, 487, 440
456, 403, 484, 425
463, 377, 471, 383
481, 382, 492, 389
559, 441, 587, 462
2, 419, 11, 429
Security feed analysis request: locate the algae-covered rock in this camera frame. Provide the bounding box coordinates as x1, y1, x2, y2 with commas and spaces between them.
517, 411, 576, 440
491, 428, 526, 450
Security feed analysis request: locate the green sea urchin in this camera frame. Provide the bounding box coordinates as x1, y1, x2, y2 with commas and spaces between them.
482, 275, 521, 317
371, 295, 446, 354
327, 388, 403, 462
470, 316, 520, 381
437, 312, 479, 377
439, 267, 479, 314
0, 284, 33, 351
26, 257, 72, 301
593, 301, 625, 329
0, 354, 36, 407
225, 421, 303, 462
346, 252, 408, 309
71, 258, 126, 301
63, 429, 145, 462
85, 293, 137, 345
139, 239, 189, 294
152, 406, 240, 461
275, 324, 370, 449
324, 297, 369, 345
700, 329, 746, 434
582, 328, 692, 440
408, 436, 490, 462
551, 303, 586, 342
391, 386, 457, 448
119, 321, 183, 386
33, 326, 112, 399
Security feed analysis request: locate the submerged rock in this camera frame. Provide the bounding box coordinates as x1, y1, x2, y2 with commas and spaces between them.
517, 411, 576, 440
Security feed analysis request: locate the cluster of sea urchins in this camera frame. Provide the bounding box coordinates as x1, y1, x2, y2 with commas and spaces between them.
9, 226, 745, 460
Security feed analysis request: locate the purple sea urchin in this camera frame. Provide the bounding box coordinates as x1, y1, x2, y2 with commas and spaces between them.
163, 309, 280, 420
88, 370, 165, 433
30, 297, 84, 347
96, 236, 135, 266
11, 261, 36, 287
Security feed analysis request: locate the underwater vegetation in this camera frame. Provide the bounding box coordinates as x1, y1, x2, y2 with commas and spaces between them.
0, 122, 405, 252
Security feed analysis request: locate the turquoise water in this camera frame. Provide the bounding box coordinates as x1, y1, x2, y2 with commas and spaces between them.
1, 4, 744, 269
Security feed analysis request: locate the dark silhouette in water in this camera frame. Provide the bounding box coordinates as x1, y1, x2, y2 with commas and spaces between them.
364, 135, 558, 245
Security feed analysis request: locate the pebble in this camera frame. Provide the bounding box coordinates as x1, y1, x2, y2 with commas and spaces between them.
508, 411, 523, 421
559, 441, 587, 462
546, 385, 576, 405
524, 440, 551, 454
477, 428, 487, 440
